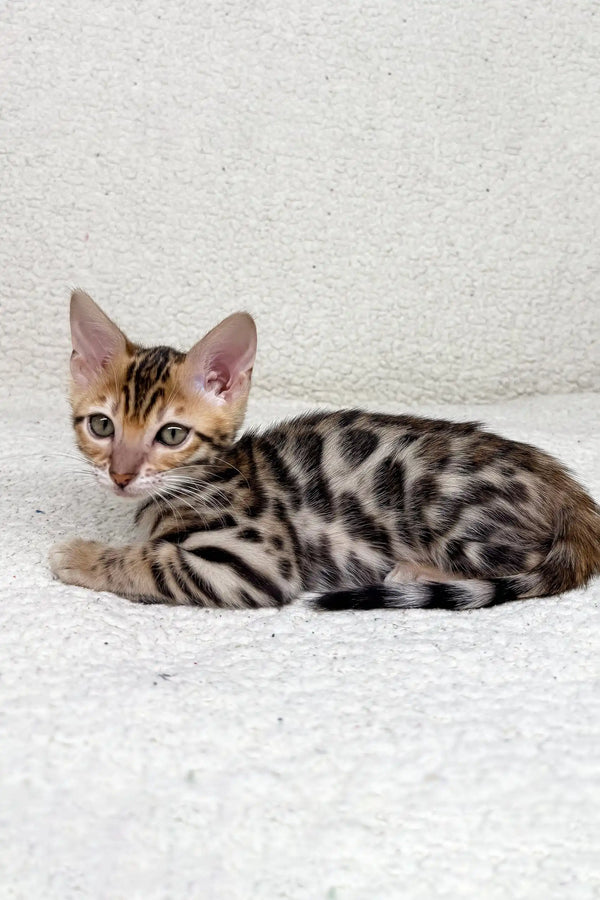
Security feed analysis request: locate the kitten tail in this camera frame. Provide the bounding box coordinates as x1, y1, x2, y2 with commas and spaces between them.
311, 579, 518, 611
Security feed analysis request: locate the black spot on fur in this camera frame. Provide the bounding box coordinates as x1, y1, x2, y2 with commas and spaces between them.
346, 551, 380, 585
430, 496, 465, 536
258, 438, 302, 508
396, 432, 420, 451
444, 539, 479, 577
506, 480, 530, 504
238, 439, 267, 518
454, 457, 481, 475
238, 528, 263, 543
304, 471, 335, 518
278, 557, 293, 580
303, 535, 340, 589
461, 481, 499, 505
337, 410, 361, 428
479, 543, 527, 575
411, 475, 439, 507
150, 560, 174, 601
373, 457, 406, 509
177, 549, 225, 606
273, 499, 303, 562
396, 515, 416, 547
203, 466, 238, 484
406, 476, 440, 546
339, 428, 380, 466
191, 546, 284, 605
290, 431, 324, 471
161, 515, 238, 543
160, 528, 197, 544
339, 493, 391, 555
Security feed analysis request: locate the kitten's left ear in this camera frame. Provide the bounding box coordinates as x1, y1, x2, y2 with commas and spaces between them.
184, 312, 257, 403
69, 290, 127, 386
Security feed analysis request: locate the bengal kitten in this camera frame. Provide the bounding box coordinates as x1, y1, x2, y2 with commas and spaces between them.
50, 290, 600, 610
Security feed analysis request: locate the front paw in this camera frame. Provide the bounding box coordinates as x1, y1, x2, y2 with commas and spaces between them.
49, 538, 107, 589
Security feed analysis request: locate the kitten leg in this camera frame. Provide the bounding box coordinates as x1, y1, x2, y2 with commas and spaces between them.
50, 539, 171, 600
49, 537, 289, 608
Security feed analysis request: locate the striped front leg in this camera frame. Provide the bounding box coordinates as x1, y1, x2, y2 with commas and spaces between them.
49, 537, 293, 608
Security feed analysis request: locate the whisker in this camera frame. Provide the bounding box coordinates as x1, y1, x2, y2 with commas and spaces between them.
152, 486, 187, 530
169, 459, 249, 488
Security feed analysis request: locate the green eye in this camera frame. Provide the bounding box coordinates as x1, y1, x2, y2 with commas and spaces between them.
156, 423, 189, 447
89, 414, 114, 438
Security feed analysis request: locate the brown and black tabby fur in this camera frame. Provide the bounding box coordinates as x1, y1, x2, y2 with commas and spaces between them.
50, 290, 600, 611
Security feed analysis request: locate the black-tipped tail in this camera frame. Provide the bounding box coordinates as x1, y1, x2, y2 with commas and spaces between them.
311, 579, 520, 611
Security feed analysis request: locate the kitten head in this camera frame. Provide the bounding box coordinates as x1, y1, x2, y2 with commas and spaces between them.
69, 290, 257, 499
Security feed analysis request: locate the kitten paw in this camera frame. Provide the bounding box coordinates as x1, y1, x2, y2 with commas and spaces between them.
49, 538, 107, 589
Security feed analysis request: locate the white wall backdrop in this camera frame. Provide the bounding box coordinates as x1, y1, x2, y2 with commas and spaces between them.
2, 0, 599, 406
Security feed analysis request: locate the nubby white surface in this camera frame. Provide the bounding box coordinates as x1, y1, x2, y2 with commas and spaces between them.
2, 0, 600, 404
2, 393, 599, 898
2, 0, 600, 893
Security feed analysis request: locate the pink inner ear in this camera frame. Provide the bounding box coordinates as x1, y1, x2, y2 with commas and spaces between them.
186, 312, 257, 401
70, 290, 126, 385
204, 365, 229, 394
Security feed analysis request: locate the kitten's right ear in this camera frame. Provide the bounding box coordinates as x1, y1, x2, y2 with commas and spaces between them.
69, 290, 127, 387
183, 312, 257, 404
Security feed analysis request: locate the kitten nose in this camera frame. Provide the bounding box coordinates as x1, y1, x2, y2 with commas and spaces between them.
111, 472, 135, 488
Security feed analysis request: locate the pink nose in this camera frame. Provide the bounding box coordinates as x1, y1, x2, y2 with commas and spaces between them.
111, 472, 135, 488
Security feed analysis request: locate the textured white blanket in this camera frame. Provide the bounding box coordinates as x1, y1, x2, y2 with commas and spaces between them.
3, 0, 600, 892
2, 392, 599, 899
2, 0, 600, 407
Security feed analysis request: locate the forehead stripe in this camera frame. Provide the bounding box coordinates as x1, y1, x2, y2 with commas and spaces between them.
122, 346, 184, 420
123, 360, 135, 417
142, 385, 165, 417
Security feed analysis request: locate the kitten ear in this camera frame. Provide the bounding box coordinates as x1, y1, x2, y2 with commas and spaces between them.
69, 290, 127, 386
184, 312, 257, 403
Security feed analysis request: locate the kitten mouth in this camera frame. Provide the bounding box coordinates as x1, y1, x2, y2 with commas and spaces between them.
105, 478, 147, 500
110, 484, 140, 500
111, 479, 165, 500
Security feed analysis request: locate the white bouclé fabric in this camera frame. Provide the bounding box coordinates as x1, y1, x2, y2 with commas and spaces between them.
1, 0, 599, 405
2, 0, 600, 894
2, 392, 599, 898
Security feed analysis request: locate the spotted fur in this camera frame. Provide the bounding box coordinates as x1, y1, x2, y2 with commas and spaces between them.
50, 291, 600, 611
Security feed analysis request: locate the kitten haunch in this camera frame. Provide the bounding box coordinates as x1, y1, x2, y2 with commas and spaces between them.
50, 290, 600, 611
